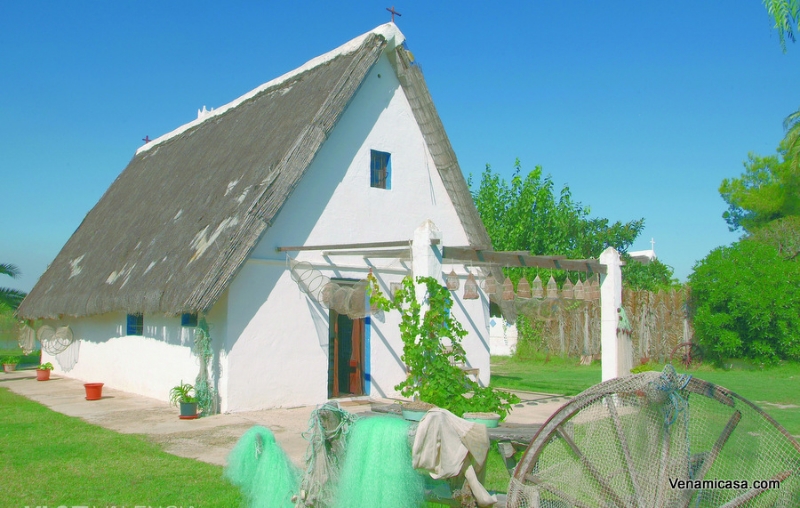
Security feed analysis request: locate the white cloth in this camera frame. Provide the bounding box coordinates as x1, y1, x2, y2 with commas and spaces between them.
411, 408, 496, 506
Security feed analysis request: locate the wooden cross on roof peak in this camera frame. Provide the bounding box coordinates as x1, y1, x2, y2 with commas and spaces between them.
142, 135, 151, 144
386, 6, 401, 22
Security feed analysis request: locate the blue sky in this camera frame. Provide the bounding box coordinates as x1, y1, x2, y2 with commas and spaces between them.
2, 1, 799, 293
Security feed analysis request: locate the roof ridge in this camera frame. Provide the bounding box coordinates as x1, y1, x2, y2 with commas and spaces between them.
137, 23, 404, 155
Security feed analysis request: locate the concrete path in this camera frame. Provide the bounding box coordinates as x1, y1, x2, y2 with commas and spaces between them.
1, 369, 568, 468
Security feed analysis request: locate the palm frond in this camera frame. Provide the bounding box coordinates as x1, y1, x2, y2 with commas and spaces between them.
0, 263, 20, 279
783, 108, 800, 171
0, 287, 26, 310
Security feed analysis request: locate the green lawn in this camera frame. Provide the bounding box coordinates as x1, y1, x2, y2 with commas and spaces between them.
0, 387, 243, 507
491, 355, 800, 436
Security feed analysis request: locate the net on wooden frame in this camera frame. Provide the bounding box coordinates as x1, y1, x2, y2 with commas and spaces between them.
506, 365, 800, 507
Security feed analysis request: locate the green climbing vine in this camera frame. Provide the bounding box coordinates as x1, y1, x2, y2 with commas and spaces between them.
367, 274, 519, 419
194, 316, 216, 416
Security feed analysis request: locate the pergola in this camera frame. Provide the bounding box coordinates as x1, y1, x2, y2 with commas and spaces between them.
277, 220, 631, 380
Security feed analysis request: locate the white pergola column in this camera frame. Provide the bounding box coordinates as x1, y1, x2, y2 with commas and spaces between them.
411, 220, 443, 306
599, 247, 630, 381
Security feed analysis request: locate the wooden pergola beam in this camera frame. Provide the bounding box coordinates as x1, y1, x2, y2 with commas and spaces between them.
441, 247, 606, 275
276, 239, 439, 252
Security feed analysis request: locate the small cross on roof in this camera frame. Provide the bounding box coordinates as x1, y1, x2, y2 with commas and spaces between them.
386, 6, 401, 22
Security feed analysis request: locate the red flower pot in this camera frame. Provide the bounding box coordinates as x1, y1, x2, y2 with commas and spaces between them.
84, 383, 104, 400
36, 369, 51, 381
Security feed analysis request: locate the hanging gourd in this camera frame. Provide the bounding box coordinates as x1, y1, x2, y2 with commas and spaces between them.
502, 277, 515, 300
546, 275, 558, 299
517, 276, 532, 299
463, 273, 479, 300
562, 276, 574, 299
446, 269, 459, 291
574, 278, 585, 300
532, 274, 544, 299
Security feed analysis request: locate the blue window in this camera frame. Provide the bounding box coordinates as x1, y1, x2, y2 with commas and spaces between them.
181, 313, 198, 327
370, 150, 391, 189
126, 314, 143, 336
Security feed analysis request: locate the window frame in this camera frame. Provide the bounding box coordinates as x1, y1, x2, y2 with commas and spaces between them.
126, 313, 144, 336
370, 149, 391, 189
180, 313, 198, 327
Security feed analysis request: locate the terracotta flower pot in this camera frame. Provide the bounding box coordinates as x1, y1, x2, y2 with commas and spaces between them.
3, 364, 17, 373
36, 369, 51, 381
84, 383, 104, 400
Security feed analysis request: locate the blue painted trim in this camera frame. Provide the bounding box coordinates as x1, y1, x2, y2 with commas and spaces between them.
364, 312, 372, 396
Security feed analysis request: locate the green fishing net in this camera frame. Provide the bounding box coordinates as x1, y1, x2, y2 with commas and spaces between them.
333, 416, 425, 508
224, 426, 301, 508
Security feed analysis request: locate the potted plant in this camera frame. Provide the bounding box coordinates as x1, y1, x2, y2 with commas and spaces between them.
36, 362, 54, 381
2, 356, 20, 373
169, 381, 198, 419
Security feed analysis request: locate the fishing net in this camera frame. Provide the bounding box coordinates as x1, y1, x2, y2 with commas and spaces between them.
194, 317, 216, 416
39, 325, 75, 355
295, 402, 358, 507
224, 426, 301, 508
288, 259, 370, 319
507, 365, 800, 507
333, 416, 425, 508
18, 322, 36, 354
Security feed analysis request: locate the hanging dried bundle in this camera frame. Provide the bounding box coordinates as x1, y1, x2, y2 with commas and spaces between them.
463, 273, 479, 299
546, 275, 558, 299
482, 276, 498, 295
517, 276, 532, 299
590, 278, 601, 300
502, 277, 515, 300
562, 277, 574, 299
532, 274, 544, 299
574, 279, 585, 300
446, 269, 459, 291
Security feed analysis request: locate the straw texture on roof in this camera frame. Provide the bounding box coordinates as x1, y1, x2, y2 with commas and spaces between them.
19, 29, 498, 320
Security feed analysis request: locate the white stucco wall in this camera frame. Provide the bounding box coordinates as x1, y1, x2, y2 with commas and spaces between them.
489, 318, 518, 357
224, 52, 490, 411
41, 292, 228, 405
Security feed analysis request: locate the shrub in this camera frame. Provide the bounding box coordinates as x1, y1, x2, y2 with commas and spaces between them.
688, 240, 800, 364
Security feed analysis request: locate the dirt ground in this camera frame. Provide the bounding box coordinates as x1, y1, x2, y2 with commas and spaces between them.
1, 369, 566, 467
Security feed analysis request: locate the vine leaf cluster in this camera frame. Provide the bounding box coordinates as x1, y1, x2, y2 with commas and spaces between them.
367, 273, 519, 419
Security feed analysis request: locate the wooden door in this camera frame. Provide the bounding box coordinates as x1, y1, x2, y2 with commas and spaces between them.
328, 310, 364, 398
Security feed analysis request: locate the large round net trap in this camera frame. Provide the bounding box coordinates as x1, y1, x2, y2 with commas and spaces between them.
288, 258, 370, 320
18, 322, 36, 354
289, 260, 330, 301
507, 365, 800, 507
39, 325, 75, 355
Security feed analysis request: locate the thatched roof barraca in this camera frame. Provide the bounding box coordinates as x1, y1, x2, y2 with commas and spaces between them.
19, 23, 496, 320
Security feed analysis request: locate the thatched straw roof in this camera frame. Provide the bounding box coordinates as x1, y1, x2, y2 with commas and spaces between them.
18, 24, 496, 320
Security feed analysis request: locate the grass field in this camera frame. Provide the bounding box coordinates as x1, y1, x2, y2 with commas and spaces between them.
0, 387, 243, 507
491, 355, 800, 436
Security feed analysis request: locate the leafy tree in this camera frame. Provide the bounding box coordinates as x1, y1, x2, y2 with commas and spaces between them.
720, 145, 800, 232
0, 263, 25, 311
750, 215, 800, 259
621, 258, 679, 292
688, 240, 800, 365
469, 161, 645, 259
